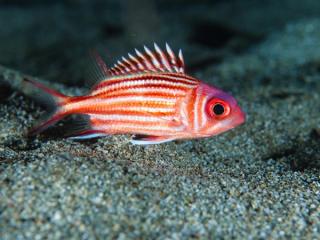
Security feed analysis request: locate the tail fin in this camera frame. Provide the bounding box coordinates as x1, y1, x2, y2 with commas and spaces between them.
24, 78, 69, 136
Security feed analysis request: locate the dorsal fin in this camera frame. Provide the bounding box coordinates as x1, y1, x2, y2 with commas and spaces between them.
109, 43, 185, 76
87, 50, 111, 87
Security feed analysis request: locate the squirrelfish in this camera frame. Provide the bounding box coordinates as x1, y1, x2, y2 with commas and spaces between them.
26, 43, 245, 145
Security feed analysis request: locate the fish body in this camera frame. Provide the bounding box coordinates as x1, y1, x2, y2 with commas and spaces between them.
26, 43, 245, 145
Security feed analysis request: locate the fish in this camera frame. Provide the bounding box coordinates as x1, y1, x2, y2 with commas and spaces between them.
25, 43, 245, 145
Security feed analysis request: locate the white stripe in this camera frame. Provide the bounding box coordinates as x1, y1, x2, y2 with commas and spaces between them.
193, 91, 201, 132
65, 96, 177, 114
92, 79, 196, 95
98, 73, 198, 86
90, 114, 168, 122
103, 86, 187, 97
179, 100, 189, 128
107, 106, 175, 113
94, 122, 185, 133
200, 95, 209, 129
99, 95, 177, 104
156, 74, 198, 84
67, 95, 176, 110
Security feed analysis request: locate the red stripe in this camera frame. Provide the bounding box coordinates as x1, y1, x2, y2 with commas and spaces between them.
79, 109, 175, 116
93, 91, 177, 102
67, 95, 177, 114
92, 118, 166, 125
92, 73, 198, 91
91, 119, 180, 135
92, 84, 189, 98
159, 72, 198, 81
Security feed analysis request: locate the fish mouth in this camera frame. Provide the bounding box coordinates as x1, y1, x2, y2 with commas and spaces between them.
231, 108, 246, 128
235, 109, 246, 125
205, 109, 245, 137
200, 107, 246, 138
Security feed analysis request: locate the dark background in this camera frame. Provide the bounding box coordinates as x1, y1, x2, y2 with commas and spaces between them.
1, 0, 320, 86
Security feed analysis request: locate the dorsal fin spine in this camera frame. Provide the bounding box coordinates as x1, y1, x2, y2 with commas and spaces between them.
154, 43, 172, 72
165, 43, 180, 72
135, 48, 155, 72
128, 53, 145, 71
165, 43, 177, 64
113, 65, 123, 75
118, 59, 130, 73
178, 49, 185, 73
144, 45, 162, 70
122, 56, 137, 71
115, 60, 126, 74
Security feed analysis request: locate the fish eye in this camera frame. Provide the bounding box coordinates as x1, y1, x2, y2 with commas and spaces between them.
212, 103, 225, 115
206, 98, 230, 118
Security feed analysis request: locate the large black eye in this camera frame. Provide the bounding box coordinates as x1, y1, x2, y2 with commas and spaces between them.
213, 103, 225, 115
206, 98, 231, 118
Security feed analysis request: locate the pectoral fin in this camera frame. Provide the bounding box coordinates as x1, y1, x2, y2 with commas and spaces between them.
130, 135, 176, 145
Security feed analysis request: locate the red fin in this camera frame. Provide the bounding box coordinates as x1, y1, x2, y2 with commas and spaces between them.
109, 43, 185, 76
24, 78, 67, 104
24, 78, 69, 136
130, 135, 176, 145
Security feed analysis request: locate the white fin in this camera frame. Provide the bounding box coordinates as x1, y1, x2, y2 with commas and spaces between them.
69, 133, 108, 140
130, 135, 176, 145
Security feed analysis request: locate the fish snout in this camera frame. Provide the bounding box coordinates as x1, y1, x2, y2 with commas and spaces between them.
232, 107, 246, 127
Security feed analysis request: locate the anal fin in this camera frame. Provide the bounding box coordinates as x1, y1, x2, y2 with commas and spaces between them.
130, 135, 175, 145
68, 130, 108, 140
